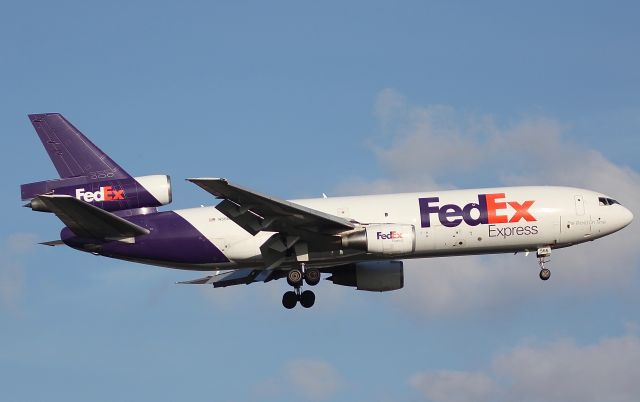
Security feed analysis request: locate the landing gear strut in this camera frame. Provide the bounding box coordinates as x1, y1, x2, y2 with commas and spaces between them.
537, 246, 551, 281
282, 264, 319, 309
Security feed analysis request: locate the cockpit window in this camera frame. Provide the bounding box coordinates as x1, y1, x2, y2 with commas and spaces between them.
599, 197, 621, 206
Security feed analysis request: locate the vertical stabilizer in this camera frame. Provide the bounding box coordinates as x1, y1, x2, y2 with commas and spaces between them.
22, 113, 172, 213
28, 113, 130, 179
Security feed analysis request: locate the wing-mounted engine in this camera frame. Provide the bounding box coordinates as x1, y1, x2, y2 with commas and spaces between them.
22, 174, 172, 213
341, 224, 416, 255
327, 261, 404, 291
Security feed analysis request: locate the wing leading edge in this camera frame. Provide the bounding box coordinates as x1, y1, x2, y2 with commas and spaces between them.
187, 178, 355, 235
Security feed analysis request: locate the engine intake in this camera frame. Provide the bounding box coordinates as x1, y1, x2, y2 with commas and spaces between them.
341, 224, 416, 255
134, 175, 172, 206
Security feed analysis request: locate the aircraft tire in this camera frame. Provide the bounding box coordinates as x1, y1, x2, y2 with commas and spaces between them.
287, 269, 303, 287
304, 268, 321, 286
539, 268, 551, 281
299, 290, 315, 308
282, 291, 298, 309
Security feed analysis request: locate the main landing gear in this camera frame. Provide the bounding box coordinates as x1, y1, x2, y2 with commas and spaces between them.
282, 265, 321, 309
537, 246, 552, 281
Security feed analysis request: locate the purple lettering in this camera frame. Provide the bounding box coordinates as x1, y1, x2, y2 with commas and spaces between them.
419, 197, 440, 228
439, 204, 463, 227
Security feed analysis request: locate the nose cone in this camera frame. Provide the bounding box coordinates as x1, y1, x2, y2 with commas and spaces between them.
621, 206, 634, 228
610, 205, 634, 233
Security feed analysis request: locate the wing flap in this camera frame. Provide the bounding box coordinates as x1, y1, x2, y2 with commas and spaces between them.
177, 268, 280, 288
35, 195, 150, 239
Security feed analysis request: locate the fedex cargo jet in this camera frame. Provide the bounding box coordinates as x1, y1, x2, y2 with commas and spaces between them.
21, 114, 633, 309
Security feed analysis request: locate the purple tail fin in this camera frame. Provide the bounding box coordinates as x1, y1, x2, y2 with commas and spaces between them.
28, 113, 130, 179
22, 113, 172, 214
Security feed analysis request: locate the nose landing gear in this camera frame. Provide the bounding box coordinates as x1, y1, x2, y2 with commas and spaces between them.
282, 265, 320, 309
539, 267, 551, 280
537, 246, 551, 281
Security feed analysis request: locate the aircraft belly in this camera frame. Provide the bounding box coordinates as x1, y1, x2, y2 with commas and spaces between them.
96, 211, 230, 264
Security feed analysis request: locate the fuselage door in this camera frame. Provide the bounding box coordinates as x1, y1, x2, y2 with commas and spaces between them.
574, 195, 585, 215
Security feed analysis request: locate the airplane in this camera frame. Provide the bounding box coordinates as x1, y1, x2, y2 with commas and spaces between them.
21, 113, 634, 309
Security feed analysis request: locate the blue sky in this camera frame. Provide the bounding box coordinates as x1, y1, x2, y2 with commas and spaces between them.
1, 1, 640, 401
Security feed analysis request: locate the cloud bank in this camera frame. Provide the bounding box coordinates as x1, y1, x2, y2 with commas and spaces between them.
410, 331, 640, 402
341, 89, 640, 317
0, 233, 38, 313
253, 358, 342, 401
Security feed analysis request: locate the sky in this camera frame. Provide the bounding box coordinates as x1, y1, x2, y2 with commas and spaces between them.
1, 1, 639, 401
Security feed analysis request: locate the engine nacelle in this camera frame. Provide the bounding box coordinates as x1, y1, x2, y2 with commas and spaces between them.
133, 175, 172, 206
327, 261, 404, 292
341, 224, 416, 255
22, 174, 172, 212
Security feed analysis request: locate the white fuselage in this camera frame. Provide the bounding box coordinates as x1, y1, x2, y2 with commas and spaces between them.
168, 186, 632, 270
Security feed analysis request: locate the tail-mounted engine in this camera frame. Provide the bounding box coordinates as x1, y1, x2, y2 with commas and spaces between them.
22, 175, 172, 213
341, 223, 416, 255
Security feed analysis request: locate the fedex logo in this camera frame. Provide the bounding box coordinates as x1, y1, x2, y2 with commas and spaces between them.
376, 231, 403, 240
75, 186, 125, 202
419, 193, 535, 228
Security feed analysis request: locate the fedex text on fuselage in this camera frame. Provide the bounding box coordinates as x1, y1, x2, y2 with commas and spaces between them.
418, 193, 536, 228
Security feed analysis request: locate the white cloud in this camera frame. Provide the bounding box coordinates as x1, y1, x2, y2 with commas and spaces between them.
341, 88, 640, 317
0, 233, 37, 312
395, 254, 534, 317
409, 370, 499, 402
253, 358, 342, 401
7, 233, 39, 254
411, 331, 640, 402
285, 359, 342, 400
494, 334, 640, 402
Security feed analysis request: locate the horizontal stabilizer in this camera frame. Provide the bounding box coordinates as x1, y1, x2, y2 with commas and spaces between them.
34, 195, 150, 240
40, 240, 65, 247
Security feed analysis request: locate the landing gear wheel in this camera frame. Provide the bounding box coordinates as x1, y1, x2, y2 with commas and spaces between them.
282, 291, 298, 309
287, 269, 303, 287
537, 247, 552, 281
539, 268, 551, 281
299, 290, 315, 308
304, 268, 321, 286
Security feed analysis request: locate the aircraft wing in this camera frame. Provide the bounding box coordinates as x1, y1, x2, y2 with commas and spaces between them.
177, 268, 282, 288
34, 195, 150, 240
188, 178, 357, 269
176, 263, 351, 288
187, 178, 356, 235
